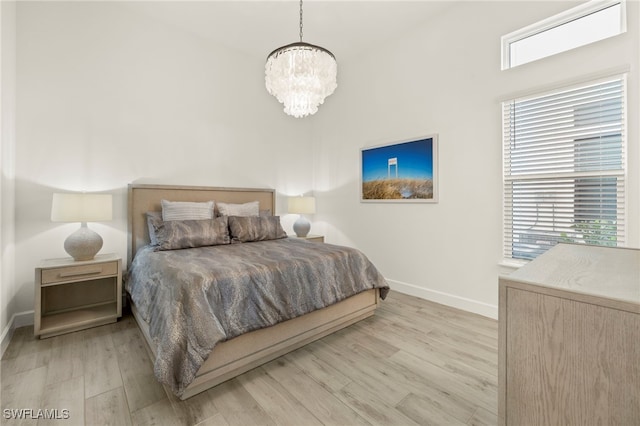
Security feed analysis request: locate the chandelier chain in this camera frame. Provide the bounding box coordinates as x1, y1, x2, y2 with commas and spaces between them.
299, 0, 303, 42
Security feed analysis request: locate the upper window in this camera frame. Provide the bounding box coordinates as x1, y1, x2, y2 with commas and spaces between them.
502, 76, 626, 261
502, 0, 626, 69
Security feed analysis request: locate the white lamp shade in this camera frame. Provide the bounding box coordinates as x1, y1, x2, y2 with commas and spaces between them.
51, 193, 113, 223
288, 196, 316, 215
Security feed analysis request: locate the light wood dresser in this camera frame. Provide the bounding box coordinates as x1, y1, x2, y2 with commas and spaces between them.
498, 243, 639, 425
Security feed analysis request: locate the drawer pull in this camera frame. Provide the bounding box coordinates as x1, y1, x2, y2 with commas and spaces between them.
58, 268, 103, 278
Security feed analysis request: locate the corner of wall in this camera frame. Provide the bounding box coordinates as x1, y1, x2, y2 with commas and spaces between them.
0, 321, 14, 357
0, 311, 34, 358
1, 0, 18, 339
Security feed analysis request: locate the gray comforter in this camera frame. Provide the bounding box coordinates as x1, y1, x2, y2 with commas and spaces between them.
126, 237, 389, 397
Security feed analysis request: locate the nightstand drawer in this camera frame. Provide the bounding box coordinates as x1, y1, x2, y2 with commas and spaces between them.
289, 234, 324, 243
41, 261, 118, 285
304, 236, 324, 243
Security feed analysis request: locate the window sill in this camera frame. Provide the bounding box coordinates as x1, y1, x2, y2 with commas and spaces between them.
499, 259, 528, 273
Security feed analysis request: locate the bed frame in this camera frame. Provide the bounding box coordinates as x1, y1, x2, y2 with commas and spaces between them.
127, 183, 381, 399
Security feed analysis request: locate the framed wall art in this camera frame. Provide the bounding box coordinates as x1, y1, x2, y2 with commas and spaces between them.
360, 134, 438, 203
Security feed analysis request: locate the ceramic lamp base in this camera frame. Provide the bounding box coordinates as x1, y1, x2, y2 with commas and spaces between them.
64, 222, 103, 261
293, 215, 311, 238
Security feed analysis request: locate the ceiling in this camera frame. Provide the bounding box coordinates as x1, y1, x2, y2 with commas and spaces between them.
124, 1, 459, 61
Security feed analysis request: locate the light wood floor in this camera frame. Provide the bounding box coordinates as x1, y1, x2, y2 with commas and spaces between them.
1, 292, 498, 426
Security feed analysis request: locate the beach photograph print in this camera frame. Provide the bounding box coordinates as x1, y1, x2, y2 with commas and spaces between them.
361, 135, 438, 202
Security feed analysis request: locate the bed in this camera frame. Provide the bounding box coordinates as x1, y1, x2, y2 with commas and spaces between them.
126, 184, 389, 400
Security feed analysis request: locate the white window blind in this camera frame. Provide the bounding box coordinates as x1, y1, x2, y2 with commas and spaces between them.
503, 76, 626, 260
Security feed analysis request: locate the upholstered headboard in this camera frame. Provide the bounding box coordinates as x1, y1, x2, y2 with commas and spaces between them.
127, 184, 276, 266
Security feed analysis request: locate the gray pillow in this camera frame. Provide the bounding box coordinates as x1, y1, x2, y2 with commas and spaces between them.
146, 211, 163, 246
228, 216, 287, 243
152, 216, 231, 250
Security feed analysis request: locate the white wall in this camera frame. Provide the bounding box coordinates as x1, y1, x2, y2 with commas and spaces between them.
5, 1, 639, 329
312, 0, 639, 318
1, 0, 17, 348
11, 2, 313, 319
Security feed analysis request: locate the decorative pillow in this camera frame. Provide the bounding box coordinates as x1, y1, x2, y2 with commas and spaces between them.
217, 201, 259, 217
228, 216, 287, 243
146, 211, 163, 246
153, 216, 231, 250
161, 199, 214, 221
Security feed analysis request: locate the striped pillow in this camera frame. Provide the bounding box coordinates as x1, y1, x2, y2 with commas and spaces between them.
161, 199, 214, 221
217, 201, 259, 217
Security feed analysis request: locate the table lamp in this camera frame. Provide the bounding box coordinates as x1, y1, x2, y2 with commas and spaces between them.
288, 196, 316, 237
51, 193, 113, 261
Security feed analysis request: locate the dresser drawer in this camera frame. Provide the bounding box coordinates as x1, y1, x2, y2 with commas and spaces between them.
41, 261, 119, 285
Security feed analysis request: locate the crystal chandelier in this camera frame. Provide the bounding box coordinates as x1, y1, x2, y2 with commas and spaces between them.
265, 0, 337, 118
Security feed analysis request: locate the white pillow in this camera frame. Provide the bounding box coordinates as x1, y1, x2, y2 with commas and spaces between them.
217, 200, 260, 217
161, 199, 214, 221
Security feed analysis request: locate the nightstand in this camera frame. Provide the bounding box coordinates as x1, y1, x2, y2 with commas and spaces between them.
292, 234, 324, 243
34, 254, 122, 339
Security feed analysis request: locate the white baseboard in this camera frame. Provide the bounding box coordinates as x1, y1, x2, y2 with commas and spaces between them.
387, 279, 498, 320
0, 310, 34, 357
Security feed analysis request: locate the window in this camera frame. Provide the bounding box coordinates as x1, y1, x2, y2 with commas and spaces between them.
502, 0, 626, 69
503, 76, 626, 261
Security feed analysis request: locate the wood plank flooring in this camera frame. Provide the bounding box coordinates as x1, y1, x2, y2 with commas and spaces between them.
1, 292, 498, 425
